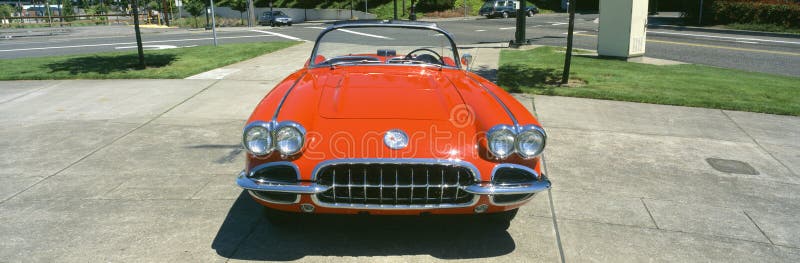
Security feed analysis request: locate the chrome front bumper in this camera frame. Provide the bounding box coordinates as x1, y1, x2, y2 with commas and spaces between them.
237, 171, 550, 196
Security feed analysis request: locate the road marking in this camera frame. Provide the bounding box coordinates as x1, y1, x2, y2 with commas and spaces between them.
735, 41, 759, 44
499, 27, 515, 30
550, 22, 568, 26
475, 29, 487, 32
304, 26, 326, 29
647, 30, 800, 45
338, 29, 393, 39
186, 68, 241, 79
0, 34, 275, 52
250, 29, 304, 41
114, 45, 178, 50
574, 33, 800, 56
563, 31, 586, 35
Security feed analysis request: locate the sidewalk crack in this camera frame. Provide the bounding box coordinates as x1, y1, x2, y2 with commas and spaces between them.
721, 110, 797, 178
641, 198, 660, 229
743, 210, 774, 245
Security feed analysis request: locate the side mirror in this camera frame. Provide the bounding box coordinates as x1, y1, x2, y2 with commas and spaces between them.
461, 53, 473, 71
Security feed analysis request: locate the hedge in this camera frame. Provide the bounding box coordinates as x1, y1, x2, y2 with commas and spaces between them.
683, 0, 800, 27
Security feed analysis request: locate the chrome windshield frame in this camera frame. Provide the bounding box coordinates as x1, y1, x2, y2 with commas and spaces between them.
308, 20, 462, 70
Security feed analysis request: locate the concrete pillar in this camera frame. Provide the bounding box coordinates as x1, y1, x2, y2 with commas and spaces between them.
597, 0, 649, 58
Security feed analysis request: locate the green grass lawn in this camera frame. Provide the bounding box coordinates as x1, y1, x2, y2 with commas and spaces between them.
498, 46, 800, 116
0, 41, 299, 80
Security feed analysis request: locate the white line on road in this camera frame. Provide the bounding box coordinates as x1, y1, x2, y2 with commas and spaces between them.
550, 22, 568, 26
0, 34, 274, 52
338, 29, 393, 39
499, 27, 515, 30
563, 31, 586, 35
647, 30, 800, 45
304, 26, 326, 29
735, 41, 759, 44
250, 29, 304, 41
115, 45, 178, 50
475, 29, 487, 32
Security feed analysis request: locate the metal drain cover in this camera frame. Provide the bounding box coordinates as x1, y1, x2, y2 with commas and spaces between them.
706, 158, 759, 175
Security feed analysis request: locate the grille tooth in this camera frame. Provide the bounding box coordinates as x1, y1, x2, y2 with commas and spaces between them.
316, 163, 475, 206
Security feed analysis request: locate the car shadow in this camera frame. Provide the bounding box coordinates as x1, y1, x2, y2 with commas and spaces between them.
46, 53, 176, 75
212, 191, 517, 261
496, 63, 562, 93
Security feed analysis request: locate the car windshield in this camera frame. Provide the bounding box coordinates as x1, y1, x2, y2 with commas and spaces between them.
481, 2, 495, 8
310, 24, 460, 69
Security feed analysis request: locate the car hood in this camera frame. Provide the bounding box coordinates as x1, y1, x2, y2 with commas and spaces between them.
317, 67, 465, 120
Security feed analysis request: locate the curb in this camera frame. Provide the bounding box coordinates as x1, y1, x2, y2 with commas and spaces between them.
648, 24, 800, 39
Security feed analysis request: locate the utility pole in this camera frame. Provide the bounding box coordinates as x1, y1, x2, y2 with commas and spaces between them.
698, 0, 704, 25
511, 0, 527, 47
393, 0, 397, 20
210, 0, 217, 46
365, 0, 367, 13
561, 0, 576, 85
247, 0, 254, 26
463, 0, 467, 19
132, 0, 145, 68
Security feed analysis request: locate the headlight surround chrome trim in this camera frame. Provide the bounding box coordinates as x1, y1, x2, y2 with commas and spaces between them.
487, 124, 517, 159
242, 121, 275, 156
515, 125, 547, 159
274, 121, 306, 156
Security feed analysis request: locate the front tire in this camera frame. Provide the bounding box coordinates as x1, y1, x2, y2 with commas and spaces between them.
528, 10, 535, 17
502, 12, 509, 18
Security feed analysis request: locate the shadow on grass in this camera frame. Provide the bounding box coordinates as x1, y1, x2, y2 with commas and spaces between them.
212, 191, 516, 260
46, 53, 177, 75
497, 63, 563, 94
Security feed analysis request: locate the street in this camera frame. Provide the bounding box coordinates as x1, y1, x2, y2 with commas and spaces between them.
2, 13, 799, 76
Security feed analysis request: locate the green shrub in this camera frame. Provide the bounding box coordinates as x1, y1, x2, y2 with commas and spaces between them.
683, 0, 800, 27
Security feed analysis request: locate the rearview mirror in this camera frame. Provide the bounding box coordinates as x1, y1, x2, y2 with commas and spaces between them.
461, 53, 473, 71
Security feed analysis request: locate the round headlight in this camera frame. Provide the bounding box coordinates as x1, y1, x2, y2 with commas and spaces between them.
516, 126, 546, 159
487, 125, 516, 159
275, 122, 305, 156
243, 122, 272, 156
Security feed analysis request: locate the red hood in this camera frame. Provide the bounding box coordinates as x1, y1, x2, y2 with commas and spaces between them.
318, 68, 464, 120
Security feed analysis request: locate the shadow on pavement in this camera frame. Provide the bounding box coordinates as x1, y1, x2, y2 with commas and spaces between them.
213, 191, 516, 261
496, 63, 562, 93
46, 53, 176, 75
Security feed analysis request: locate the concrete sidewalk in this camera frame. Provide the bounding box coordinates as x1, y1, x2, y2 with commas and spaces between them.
1, 44, 798, 262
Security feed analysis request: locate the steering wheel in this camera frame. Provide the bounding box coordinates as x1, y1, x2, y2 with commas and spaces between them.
404, 48, 444, 65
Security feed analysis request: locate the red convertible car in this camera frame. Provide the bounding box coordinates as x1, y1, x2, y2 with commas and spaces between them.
237, 20, 550, 224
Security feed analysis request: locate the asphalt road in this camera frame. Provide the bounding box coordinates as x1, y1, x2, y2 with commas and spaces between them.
2, 14, 799, 76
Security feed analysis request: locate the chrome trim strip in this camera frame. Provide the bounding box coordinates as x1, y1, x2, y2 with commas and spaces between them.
462, 180, 550, 195
466, 74, 518, 127
237, 172, 331, 194
247, 190, 301, 204
272, 71, 308, 121
310, 158, 481, 182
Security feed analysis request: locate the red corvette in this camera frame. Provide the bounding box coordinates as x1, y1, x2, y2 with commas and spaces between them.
237, 20, 550, 224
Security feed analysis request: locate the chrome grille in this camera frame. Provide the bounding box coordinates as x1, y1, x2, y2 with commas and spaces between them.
315, 163, 476, 206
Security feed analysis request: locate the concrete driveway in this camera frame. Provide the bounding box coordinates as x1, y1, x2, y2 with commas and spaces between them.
1, 43, 798, 262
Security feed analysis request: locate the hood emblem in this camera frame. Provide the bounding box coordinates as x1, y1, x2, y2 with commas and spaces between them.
384, 129, 409, 150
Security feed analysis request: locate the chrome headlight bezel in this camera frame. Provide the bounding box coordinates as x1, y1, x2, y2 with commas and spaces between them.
274, 121, 306, 156
242, 121, 275, 156
487, 124, 517, 159
515, 125, 547, 159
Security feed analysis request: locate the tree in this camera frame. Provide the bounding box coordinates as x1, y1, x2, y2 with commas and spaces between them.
0, 4, 15, 20
220, 0, 247, 25
62, 0, 76, 21
183, 0, 206, 27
